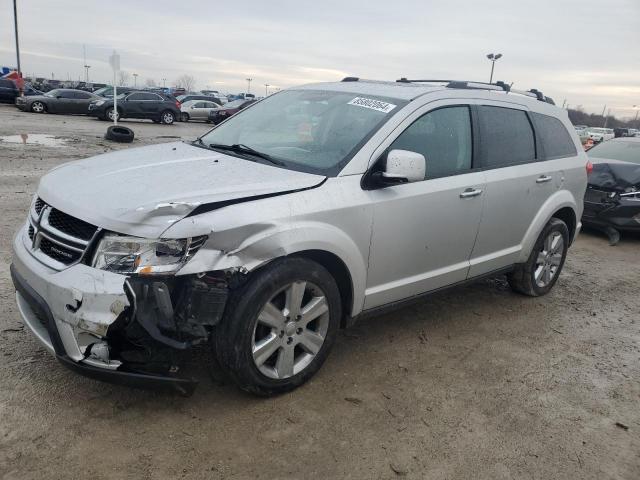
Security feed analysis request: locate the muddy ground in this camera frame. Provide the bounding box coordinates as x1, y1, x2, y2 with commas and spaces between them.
0, 103, 638, 479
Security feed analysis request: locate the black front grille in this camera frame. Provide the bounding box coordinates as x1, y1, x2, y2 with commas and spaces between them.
28, 225, 34, 240
39, 237, 82, 265
34, 197, 46, 215
48, 208, 98, 240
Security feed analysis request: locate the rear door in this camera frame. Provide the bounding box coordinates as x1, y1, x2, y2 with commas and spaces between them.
191, 101, 207, 119
468, 104, 558, 277
364, 103, 486, 309
71, 91, 94, 113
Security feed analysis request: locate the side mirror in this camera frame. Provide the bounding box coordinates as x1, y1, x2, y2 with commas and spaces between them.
370, 149, 425, 187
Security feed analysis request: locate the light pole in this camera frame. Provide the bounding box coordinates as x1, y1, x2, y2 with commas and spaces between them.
633, 105, 639, 123
13, 0, 22, 95
264, 83, 270, 96
133, 73, 138, 87
162, 78, 166, 88
486, 53, 502, 84
84, 65, 91, 83
246, 78, 252, 94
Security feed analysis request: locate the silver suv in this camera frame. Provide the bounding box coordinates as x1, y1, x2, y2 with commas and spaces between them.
11, 78, 588, 395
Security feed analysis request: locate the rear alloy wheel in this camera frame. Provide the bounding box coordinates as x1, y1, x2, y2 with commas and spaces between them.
214, 257, 341, 395
31, 101, 45, 113
106, 107, 119, 121
161, 110, 175, 125
181, 112, 189, 122
508, 218, 569, 296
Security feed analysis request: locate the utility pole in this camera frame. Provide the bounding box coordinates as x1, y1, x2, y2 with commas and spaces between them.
83, 44, 91, 82
603, 108, 611, 128
601, 105, 607, 126
246, 78, 252, 94
264, 83, 270, 96
486, 53, 502, 83
133, 73, 138, 87
13, 0, 22, 95
162, 78, 166, 88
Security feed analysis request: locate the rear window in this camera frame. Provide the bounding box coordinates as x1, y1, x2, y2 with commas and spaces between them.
0, 79, 16, 88
531, 113, 577, 159
478, 106, 536, 167
588, 140, 640, 164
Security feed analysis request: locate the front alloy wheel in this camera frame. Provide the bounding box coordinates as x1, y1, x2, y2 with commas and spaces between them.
252, 281, 330, 379
214, 257, 341, 395
106, 107, 119, 121
31, 101, 45, 113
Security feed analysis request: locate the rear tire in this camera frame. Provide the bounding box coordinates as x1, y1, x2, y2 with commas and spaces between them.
181, 112, 189, 122
214, 257, 342, 396
508, 218, 569, 296
161, 110, 175, 125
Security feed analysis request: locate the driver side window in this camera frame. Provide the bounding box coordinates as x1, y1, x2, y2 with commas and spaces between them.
390, 106, 472, 179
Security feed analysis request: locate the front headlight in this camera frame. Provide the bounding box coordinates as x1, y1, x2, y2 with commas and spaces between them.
94, 100, 106, 106
92, 234, 205, 275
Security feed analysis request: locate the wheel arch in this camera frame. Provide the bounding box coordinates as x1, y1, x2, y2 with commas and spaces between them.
518, 190, 578, 263
289, 249, 354, 328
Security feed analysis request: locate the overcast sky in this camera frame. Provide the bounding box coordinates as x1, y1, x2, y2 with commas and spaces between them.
1, 0, 639, 116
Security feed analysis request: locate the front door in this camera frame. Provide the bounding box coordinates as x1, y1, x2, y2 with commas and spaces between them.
364, 105, 485, 310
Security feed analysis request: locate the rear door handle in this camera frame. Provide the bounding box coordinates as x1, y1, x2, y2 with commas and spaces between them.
459, 188, 483, 198
536, 175, 552, 184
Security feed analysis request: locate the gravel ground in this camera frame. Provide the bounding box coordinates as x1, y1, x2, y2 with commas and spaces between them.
0, 103, 638, 480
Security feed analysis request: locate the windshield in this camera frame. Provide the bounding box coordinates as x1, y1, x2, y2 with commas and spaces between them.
200, 89, 406, 175
588, 140, 640, 164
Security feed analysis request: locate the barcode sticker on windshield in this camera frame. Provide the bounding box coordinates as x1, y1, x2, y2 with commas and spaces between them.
348, 97, 396, 113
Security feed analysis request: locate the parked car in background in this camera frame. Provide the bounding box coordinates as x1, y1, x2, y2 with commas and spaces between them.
23, 83, 44, 96
10, 79, 587, 396
588, 127, 614, 143
614, 127, 634, 138
0, 78, 18, 103
93, 86, 140, 98
176, 94, 222, 106
15, 89, 100, 114
207, 98, 256, 124
574, 125, 590, 144
88, 91, 181, 124
583, 137, 640, 244
180, 99, 220, 122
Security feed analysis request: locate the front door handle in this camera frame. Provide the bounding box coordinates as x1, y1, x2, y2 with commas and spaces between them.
536, 175, 552, 184
460, 188, 483, 198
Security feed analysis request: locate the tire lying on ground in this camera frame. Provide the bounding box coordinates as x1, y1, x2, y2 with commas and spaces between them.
104, 125, 135, 143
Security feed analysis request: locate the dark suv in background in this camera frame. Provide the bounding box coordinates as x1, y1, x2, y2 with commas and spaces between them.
88, 91, 181, 124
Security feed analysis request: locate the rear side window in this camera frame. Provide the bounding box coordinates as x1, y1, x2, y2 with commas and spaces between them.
531, 112, 577, 159
0, 79, 15, 88
478, 106, 535, 167
390, 106, 472, 179
73, 91, 92, 99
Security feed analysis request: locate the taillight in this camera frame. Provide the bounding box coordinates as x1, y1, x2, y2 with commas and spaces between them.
586, 160, 593, 175
175, 101, 181, 108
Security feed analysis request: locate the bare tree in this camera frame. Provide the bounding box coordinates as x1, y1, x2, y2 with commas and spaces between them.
145, 78, 157, 87
117, 71, 130, 86
176, 74, 196, 92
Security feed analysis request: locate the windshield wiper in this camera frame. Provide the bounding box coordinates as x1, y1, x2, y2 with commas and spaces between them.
208, 143, 285, 166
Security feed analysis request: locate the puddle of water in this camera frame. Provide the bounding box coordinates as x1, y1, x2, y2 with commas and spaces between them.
0, 134, 69, 147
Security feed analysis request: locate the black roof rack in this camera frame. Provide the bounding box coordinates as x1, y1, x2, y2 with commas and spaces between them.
395, 78, 554, 104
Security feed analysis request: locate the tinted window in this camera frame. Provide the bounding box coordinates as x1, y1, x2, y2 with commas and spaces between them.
58, 91, 76, 99
0, 79, 15, 88
390, 106, 472, 179
193, 102, 205, 108
478, 106, 535, 167
73, 91, 92, 99
532, 113, 577, 159
204, 102, 217, 108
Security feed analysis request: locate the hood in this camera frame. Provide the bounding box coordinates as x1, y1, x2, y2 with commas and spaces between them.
589, 158, 640, 192
38, 141, 325, 238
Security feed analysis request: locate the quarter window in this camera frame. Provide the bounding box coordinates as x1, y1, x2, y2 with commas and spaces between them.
531, 112, 577, 159
478, 106, 536, 167
389, 106, 473, 179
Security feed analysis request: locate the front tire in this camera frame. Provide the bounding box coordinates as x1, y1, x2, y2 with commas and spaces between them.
31, 101, 46, 113
508, 218, 569, 296
214, 257, 342, 396
105, 107, 120, 121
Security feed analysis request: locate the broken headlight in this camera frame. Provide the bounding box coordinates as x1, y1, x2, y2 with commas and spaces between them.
92, 234, 204, 275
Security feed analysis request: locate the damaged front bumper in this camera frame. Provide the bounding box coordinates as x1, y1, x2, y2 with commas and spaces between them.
11, 227, 228, 395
